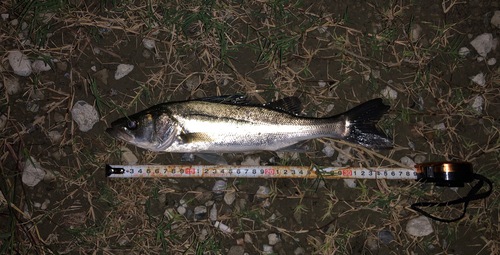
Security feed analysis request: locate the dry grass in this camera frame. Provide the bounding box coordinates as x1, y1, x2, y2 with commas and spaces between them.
0, 0, 499, 254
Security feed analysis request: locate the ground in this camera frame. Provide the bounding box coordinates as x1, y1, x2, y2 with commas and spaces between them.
0, 0, 499, 254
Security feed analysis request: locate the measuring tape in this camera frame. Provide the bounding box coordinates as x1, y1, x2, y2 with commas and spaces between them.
106, 161, 474, 186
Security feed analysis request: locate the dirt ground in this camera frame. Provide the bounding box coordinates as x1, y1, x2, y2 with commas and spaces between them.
1, 0, 499, 254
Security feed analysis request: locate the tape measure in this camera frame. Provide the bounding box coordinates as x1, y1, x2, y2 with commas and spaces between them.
106, 161, 474, 187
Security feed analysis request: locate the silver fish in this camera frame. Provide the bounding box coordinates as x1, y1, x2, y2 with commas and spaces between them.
106, 96, 392, 157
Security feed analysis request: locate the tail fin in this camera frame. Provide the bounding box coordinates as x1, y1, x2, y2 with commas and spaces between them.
341, 98, 393, 149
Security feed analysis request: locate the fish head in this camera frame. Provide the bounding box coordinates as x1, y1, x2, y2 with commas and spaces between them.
106, 107, 178, 151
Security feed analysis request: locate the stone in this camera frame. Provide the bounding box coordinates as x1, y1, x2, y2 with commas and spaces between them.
380, 86, 397, 100
433, 123, 446, 131
377, 230, 393, 244
294, 247, 306, 255
41, 199, 50, 210
114, 64, 134, 80
490, 10, 500, 29
366, 236, 379, 250
400, 156, 416, 168
458, 47, 470, 56
43, 170, 58, 182
177, 206, 186, 215
199, 228, 208, 241
194, 206, 207, 220
5, 77, 21, 95
184, 75, 201, 91
244, 233, 253, 243
214, 221, 231, 233
93, 68, 109, 85
343, 179, 357, 188
224, 191, 236, 205
241, 156, 260, 165
488, 58, 497, 65
228, 246, 244, 255
22, 157, 46, 187
71, 101, 99, 132
470, 72, 486, 86
406, 216, 433, 237
471, 95, 484, 114
256, 186, 270, 198
470, 33, 493, 57
318, 80, 327, 87
209, 204, 217, 221
268, 233, 281, 245
411, 24, 422, 42
120, 147, 138, 165
31, 60, 52, 73
0, 115, 8, 130
143, 38, 156, 50
48, 131, 62, 144
8, 51, 32, 76
26, 102, 39, 113
263, 245, 273, 254
1, 13, 8, 21
181, 153, 195, 162
322, 143, 335, 157
117, 237, 129, 246
212, 180, 227, 194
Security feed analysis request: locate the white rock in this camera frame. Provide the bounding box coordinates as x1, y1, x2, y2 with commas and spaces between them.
411, 24, 422, 42
491, 10, 500, 29
245, 233, 253, 243
406, 216, 433, 237
433, 123, 446, 131
241, 156, 260, 165
294, 247, 306, 255
43, 170, 58, 182
224, 191, 236, 205
194, 205, 207, 216
326, 104, 335, 113
117, 237, 129, 246
318, 80, 327, 87
414, 155, 426, 164
263, 245, 273, 254
10, 19, 18, 26
71, 101, 99, 132
8, 51, 32, 76
5, 77, 20, 95
470, 33, 493, 57
343, 179, 357, 188
212, 180, 227, 194
48, 130, 62, 144
469, 72, 486, 86
93, 47, 100, 54
256, 186, 270, 198
143, 38, 156, 50
22, 157, 46, 187
210, 204, 217, 221
199, 228, 208, 241
214, 221, 232, 233
177, 206, 186, 215
184, 75, 201, 91
34, 202, 41, 208
336, 147, 352, 165
1, 13, 8, 21
322, 143, 335, 157
380, 86, 398, 100
32, 60, 52, 73
120, 147, 138, 165
458, 47, 470, 56
471, 95, 484, 114
268, 233, 281, 245
400, 156, 416, 168
41, 199, 50, 210
487, 58, 496, 65
91, 66, 97, 72
114, 64, 134, 80
477, 56, 484, 62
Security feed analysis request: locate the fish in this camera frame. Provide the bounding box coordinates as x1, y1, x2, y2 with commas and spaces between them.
106, 95, 392, 163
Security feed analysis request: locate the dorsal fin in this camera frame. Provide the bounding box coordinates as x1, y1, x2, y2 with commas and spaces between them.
195, 95, 252, 105
263, 97, 303, 116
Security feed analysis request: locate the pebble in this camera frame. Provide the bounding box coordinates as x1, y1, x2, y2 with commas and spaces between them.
406, 216, 433, 237
194, 206, 207, 220
263, 245, 274, 254
181, 153, 195, 162
43, 170, 58, 182
114, 64, 134, 80
71, 101, 99, 132
377, 230, 393, 244
184, 75, 201, 91
380, 86, 398, 100
199, 228, 208, 241
228, 246, 245, 255
458, 47, 470, 56
244, 233, 253, 243
5, 77, 21, 95
177, 206, 186, 215
0, 115, 7, 130
120, 147, 138, 165
8, 51, 32, 76
491, 10, 500, 29
1, 13, 8, 21
224, 191, 236, 205
209, 204, 217, 221
414, 155, 426, 164
34, 202, 41, 208
22, 157, 46, 187
411, 24, 422, 42
318, 80, 327, 87
93, 47, 100, 54
143, 38, 156, 50
91, 66, 97, 72
433, 123, 446, 131
326, 104, 335, 113
470, 72, 486, 86
214, 221, 231, 233
31, 60, 52, 73
487, 58, 496, 65
241, 156, 260, 165
41, 199, 50, 210
26, 102, 39, 113
471, 95, 484, 114
336, 146, 352, 165
294, 247, 306, 255
195, 187, 213, 204
256, 186, 270, 198
212, 180, 227, 194
343, 179, 357, 188
470, 33, 493, 57
48, 131, 62, 144
117, 236, 129, 246
268, 233, 281, 245
322, 143, 335, 157
366, 236, 379, 250
400, 156, 416, 168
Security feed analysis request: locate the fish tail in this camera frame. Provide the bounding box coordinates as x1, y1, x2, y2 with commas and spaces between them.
340, 98, 393, 149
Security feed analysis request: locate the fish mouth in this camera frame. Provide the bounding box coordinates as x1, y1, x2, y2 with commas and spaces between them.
106, 127, 133, 142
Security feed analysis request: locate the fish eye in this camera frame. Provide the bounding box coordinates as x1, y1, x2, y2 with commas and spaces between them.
127, 120, 138, 129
